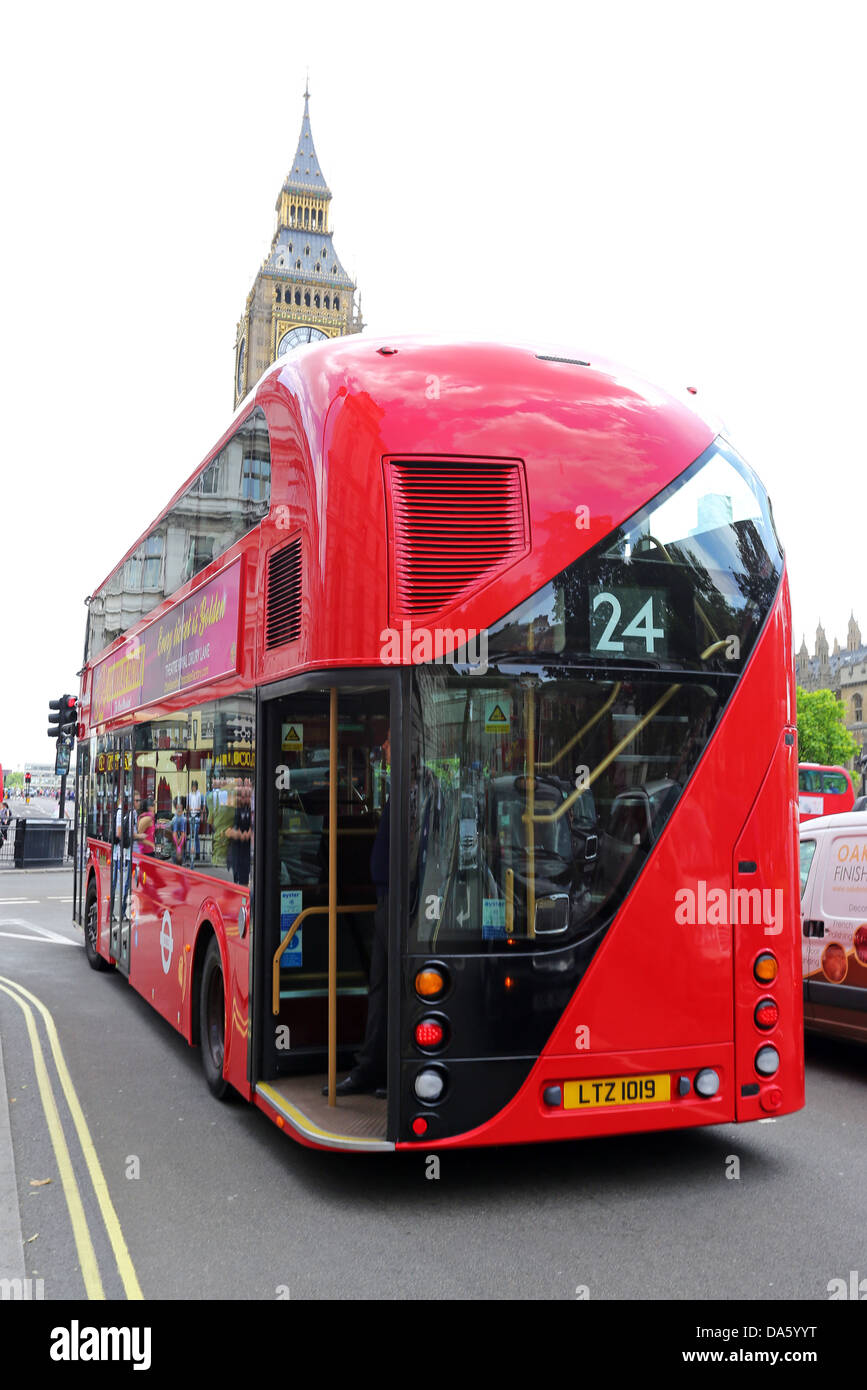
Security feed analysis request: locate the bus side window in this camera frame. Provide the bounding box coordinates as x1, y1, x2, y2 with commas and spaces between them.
799, 839, 817, 898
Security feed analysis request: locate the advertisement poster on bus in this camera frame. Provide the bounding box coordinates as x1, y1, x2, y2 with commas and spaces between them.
92, 560, 242, 723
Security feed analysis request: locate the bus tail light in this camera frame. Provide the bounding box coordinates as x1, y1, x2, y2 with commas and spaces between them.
415, 1019, 445, 1049
755, 1045, 780, 1077
754, 953, 778, 984
754, 999, 779, 1030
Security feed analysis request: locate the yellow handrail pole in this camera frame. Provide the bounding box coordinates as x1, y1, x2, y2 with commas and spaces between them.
529, 683, 682, 824
272, 904, 376, 1016
700, 639, 728, 660
535, 683, 622, 769
505, 868, 514, 935
328, 687, 338, 1106
634, 533, 722, 647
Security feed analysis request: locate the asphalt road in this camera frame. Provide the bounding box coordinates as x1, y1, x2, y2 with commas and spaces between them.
0, 869, 864, 1302
3, 796, 73, 819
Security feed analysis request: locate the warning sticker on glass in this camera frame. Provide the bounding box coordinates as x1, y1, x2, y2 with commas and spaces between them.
484, 700, 511, 734
282, 723, 304, 752
280, 889, 303, 967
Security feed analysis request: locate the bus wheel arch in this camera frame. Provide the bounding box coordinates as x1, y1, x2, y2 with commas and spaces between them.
84, 871, 111, 972
190, 910, 225, 1043
194, 925, 231, 1101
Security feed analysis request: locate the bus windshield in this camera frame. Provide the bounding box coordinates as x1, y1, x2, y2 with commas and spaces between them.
408, 666, 722, 951
409, 437, 784, 955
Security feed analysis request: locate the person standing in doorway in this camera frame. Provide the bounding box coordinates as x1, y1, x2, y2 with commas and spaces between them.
327, 729, 390, 1098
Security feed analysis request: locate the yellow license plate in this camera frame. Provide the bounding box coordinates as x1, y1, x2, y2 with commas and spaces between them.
563, 1073, 671, 1109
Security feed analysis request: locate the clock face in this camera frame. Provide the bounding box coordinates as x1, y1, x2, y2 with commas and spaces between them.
277, 326, 328, 355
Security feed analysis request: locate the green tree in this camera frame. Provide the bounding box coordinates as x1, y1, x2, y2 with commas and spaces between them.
796, 687, 859, 766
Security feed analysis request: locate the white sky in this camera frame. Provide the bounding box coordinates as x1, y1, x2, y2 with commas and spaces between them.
1, 0, 864, 769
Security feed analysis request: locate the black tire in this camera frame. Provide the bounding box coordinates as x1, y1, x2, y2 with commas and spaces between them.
200, 938, 230, 1100
84, 883, 111, 972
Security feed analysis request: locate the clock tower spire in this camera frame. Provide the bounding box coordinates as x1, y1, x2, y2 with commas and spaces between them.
233, 86, 363, 408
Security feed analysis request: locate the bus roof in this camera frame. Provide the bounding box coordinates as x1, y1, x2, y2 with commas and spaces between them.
89, 334, 717, 601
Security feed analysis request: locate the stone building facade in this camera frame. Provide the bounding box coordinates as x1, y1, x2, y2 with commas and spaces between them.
796, 614, 867, 768
233, 87, 362, 409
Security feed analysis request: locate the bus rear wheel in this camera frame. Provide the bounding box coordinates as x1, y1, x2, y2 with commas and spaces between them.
200, 938, 230, 1100
84, 883, 110, 972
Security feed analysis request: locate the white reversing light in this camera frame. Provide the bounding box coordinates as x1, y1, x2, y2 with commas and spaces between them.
755, 1046, 780, 1078
414, 1070, 444, 1103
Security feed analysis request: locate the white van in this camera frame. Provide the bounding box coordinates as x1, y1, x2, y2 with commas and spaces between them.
800, 810, 867, 1043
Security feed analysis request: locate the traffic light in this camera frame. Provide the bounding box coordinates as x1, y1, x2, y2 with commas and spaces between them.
48, 694, 77, 740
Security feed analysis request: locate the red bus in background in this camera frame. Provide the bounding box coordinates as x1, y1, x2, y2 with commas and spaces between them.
72, 336, 804, 1152
798, 763, 855, 822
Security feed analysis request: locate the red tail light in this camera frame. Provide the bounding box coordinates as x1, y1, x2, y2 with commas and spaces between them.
754, 1000, 779, 1030
415, 1020, 444, 1048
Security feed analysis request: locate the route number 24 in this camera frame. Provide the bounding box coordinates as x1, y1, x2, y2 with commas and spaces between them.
592, 592, 664, 654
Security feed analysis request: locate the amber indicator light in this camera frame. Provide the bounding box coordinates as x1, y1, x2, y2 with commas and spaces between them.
754, 953, 778, 984
415, 968, 445, 999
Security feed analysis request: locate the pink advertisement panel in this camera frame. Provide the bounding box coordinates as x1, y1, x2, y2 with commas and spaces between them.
92, 559, 242, 724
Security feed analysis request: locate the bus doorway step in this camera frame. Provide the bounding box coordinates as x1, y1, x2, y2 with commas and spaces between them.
255, 1076, 393, 1152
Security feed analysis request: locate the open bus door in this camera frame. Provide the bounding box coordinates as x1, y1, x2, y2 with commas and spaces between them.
252, 673, 400, 1150
107, 732, 134, 974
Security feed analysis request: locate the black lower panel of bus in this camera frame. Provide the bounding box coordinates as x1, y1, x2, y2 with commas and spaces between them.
398, 1057, 535, 1143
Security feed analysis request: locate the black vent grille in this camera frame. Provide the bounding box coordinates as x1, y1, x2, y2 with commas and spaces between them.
266, 538, 302, 649
387, 460, 528, 618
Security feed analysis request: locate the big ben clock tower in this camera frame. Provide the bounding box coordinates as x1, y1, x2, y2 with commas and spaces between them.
233, 85, 363, 408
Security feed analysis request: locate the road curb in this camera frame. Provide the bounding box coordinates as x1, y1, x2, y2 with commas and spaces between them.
0, 867, 72, 874
0, 1030, 25, 1279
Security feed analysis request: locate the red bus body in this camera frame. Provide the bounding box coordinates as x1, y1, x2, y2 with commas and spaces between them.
74, 337, 804, 1151
798, 763, 855, 822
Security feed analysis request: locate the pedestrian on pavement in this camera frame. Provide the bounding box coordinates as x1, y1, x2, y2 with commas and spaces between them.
171, 796, 187, 864
134, 796, 155, 855
188, 779, 203, 862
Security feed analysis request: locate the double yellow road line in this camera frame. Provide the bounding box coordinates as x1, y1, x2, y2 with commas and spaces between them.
0, 975, 142, 1300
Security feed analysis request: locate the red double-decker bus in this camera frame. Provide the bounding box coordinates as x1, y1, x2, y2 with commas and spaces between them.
72, 337, 804, 1151
798, 763, 855, 821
